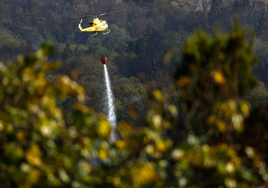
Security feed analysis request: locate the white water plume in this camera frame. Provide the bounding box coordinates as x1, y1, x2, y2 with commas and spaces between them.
103, 64, 117, 142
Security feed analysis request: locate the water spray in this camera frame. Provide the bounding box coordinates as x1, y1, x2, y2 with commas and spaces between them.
101, 57, 117, 142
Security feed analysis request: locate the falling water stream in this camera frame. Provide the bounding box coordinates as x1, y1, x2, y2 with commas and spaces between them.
103, 64, 117, 142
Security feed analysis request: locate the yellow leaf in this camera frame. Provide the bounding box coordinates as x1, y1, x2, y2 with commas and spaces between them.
20, 163, 32, 173
245, 147, 255, 158
113, 177, 122, 187
152, 115, 162, 129
17, 131, 25, 141
132, 163, 158, 185
155, 140, 166, 152
0, 121, 4, 131
217, 120, 226, 132
75, 103, 90, 114
163, 48, 176, 65
176, 76, 191, 87
225, 178, 237, 188
28, 169, 40, 184
171, 149, 184, 160
40, 125, 53, 137
60, 75, 71, 85
211, 71, 226, 85
240, 101, 250, 117
226, 162, 235, 174
42, 61, 62, 71
232, 114, 243, 132
78, 94, 85, 102
82, 162, 92, 173
145, 145, 154, 155
26, 145, 42, 167
98, 149, 108, 160
153, 90, 164, 103
118, 122, 134, 138
98, 119, 111, 139
207, 115, 216, 125
129, 105, 138, 119
115, 140, 126, 149
59, 168, 70, 183
168, 105, 178, 117
7, 123, 13, 133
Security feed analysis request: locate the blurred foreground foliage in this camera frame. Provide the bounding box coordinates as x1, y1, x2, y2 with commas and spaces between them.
0, 42, 112, 188
0, 22, 268, 188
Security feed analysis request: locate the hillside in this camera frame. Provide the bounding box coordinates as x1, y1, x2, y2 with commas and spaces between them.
1, 0, 268, 120
171, 0, 268, 11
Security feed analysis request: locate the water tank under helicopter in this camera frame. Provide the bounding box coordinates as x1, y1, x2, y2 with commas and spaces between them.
101, 57, 107, 64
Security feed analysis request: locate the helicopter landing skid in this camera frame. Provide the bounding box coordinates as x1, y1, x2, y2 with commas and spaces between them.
90, 32, 98, 37
103, 29, 111, 35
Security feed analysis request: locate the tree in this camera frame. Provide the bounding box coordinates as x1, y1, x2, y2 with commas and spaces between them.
172, 20, 268, 187
62, 43, 72, 59
0, 30, 25, 59
0, 42, 112, 187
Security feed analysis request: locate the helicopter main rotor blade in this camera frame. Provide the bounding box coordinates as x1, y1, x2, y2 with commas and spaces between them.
97, 9, 128, 17
68, 15, 93, 20
68, 9, 128, 20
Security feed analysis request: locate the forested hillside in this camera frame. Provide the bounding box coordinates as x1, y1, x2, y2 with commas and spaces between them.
1, 0, 268, 76
1, 0, 268, 187
1, 0, 268, 120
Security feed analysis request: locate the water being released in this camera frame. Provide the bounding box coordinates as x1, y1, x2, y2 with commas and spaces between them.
103, 64, 117, 142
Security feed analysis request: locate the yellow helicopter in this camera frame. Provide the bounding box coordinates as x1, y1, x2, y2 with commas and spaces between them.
72, 9, 128, 37
78, 18, 110, 37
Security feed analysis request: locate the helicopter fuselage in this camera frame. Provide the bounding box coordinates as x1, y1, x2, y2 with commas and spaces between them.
78, 18, 109, 32
74, 9, 128, 37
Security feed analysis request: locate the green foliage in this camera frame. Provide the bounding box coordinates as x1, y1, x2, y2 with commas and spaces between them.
0, 1, 268, 187
101, 25, 129, 51
1, 0, 268, 86
171, 21, 268, 187
0, 42, 112, 187
175, 21, 258, 102
0, 30, 25, 51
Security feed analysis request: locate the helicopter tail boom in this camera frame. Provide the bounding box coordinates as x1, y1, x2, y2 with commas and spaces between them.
78, 19, 95, 32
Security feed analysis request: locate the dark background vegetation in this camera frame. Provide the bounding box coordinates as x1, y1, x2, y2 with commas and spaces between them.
1, 0, 268, 121
1, 0, 268, 187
